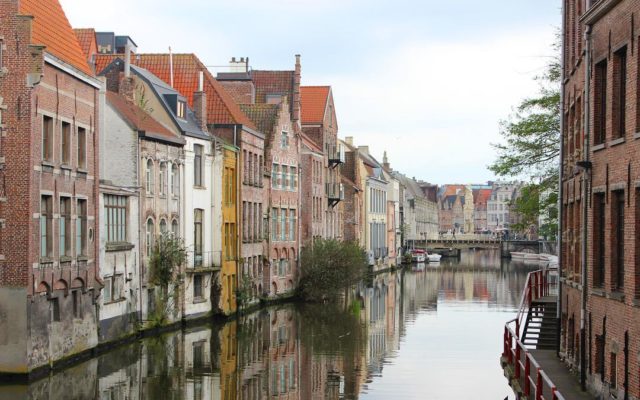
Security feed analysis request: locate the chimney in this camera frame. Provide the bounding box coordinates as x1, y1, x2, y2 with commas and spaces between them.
193, 71, 208, 132
358, 145, 369, 155
292, 54, 301, 127
345, 136, 354, 146
119, 44, 135, 103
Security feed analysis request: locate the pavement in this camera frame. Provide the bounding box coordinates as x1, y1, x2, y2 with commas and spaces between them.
529, 350, 596, 400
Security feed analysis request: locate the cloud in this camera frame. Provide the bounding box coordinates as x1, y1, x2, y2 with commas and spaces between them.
315, 28, 557, 184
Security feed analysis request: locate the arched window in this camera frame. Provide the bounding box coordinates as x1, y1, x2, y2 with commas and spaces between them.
146, 159, 154, 194
160, 219, 167, 233
171, 219, 179, 237
159, 163, 166, 195
146, 218, 154, 256
171, 164, 179, 196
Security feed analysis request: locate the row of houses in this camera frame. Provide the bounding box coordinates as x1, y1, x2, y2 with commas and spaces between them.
0, 0, 444, 376
437, 181, 528, 236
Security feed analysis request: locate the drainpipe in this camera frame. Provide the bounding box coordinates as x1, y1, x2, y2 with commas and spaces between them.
557, 0, 567, 359
580, 23, 594, 393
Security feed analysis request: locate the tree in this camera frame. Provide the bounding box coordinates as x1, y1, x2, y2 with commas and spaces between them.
147, 232, 188, 326
490, 39, 560, 240
298, 239, 367, 302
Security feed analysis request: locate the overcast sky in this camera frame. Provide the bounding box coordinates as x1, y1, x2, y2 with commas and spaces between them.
61, 0, 559, 185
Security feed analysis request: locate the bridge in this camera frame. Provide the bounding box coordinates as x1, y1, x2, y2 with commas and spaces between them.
413, 236, 552, 258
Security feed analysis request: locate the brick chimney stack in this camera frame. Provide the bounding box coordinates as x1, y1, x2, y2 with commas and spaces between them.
292, 54, 301, 128
119, 43, 135, 102
383, 151, 391, 171
193, 70, 208, 132
345, 136, 354, 146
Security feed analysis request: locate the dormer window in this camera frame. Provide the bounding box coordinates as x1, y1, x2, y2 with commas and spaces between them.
280, 131, 289, 149
177, 100, 186, 119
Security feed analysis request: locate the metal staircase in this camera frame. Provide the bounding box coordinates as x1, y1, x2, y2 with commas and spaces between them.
522, 297, 558, 350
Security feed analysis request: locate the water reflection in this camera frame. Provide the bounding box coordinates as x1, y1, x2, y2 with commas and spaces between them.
0, 250, 535, 400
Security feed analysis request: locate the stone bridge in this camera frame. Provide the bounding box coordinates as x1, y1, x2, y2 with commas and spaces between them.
414, 238, 557, 258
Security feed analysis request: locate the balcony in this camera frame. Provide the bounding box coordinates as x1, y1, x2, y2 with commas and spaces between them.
326, 182, 344, 207
327, 143, 345, 167
186, 251, 221, 272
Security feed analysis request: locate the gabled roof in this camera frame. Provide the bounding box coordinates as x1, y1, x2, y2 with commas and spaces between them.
473, 189, 492, 206
106, 91, 184, 145
19, 0, 93, 76
300, 132, 322, 153
301, 86, 331, 124
73, 28, 96, 63
219, 81, 255, 105
240, 104, 279, 137
96, 53, 256, 130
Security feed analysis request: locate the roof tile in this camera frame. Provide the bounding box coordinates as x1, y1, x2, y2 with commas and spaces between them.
19, 0, 93, 76
300, 86, 330, 124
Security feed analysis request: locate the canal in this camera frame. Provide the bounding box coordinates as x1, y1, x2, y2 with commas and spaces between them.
1, 249, 536, 399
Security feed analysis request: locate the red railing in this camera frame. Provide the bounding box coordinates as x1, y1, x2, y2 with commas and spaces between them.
502, 267, 562, 400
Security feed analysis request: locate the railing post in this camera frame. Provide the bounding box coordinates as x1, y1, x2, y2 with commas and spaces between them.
528, 279, 533, 305
503, 327, 508, 358
536, 368, 543, 400
516, 319, 520, 339
524, 355, 531, 396
515, 344, 521, 380
551, 386, 557, 400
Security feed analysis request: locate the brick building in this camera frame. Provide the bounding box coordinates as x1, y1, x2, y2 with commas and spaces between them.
560, 1, 640, 398
340, 137, 365, 245
300, 86, 344, 243
0, 0, 102, 374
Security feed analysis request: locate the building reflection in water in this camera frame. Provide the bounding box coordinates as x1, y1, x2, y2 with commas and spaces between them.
1, 250, 535, 400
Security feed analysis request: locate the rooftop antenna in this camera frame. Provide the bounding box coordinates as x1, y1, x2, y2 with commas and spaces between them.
169, 46, 174, 88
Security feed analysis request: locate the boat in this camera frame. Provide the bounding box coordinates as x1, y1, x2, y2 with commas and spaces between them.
411, 249, 426, 263
427, 253, 442, 263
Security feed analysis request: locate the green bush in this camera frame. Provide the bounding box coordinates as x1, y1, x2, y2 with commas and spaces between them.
298, 239, 367, 302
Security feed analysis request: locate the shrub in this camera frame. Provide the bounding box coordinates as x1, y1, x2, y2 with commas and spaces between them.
298, 239, 367, 302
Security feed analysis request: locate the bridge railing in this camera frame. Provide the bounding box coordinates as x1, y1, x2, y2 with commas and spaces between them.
502, 266, 561, 400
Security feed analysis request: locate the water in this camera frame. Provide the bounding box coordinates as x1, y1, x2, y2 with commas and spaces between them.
1, 249, 537, 400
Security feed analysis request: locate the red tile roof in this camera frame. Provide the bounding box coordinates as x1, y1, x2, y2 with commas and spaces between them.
473, 189, 492, 206
219, 81, 255, 105
252, 70, 294, 104
106, 92, 183, 145
301, 86, 330, 124
19, 0, 93, 76
96, 53, 256, 130
73, 28, 97, 64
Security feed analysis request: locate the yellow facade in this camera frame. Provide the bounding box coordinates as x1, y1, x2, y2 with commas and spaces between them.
219, 320, 237, 400
221, 147, 239, 314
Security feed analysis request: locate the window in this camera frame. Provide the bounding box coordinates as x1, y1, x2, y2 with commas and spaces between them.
194, 209, 203, 266
636, 189, 640, 298
248, 151, 253, 185
258, 155, 263, 186
194, 144, 203, 187
0, 38, 3, 70
105, 195, 127, 242
159, 163, 166, 196
272, 208, 278, 241
51, 297, 60, 322
146, 159, 154, 194
40, 195, 53, 258
160, 219, 167, 233
42, 116, 53, 161
594, 60, 608, 145
61, 121, 71, 165
146, 219, 154, 257
147, 288, 155, 314
613, 47, 627, 139
610, 352, 617, 389
289, 210, 295, 241
103, 276, 112, 303
281, 209, 287, 241
224, 167, 236, 205
76, 199, 87, 256
77, 127, 86, 169
254, 154, 259, 186
172, 219, 179, 237
290, 167, 297, 191
171, 164, 179, 196
72, 290, 82, 319
281, 131, 289, 149
272, 164, 279, 188
177, 100, 186, 119
194, 274, 203, 299
612, 190, 625, 291
282, 165, 289, 190
59, 197, 71, 257
593, 193, 606, 287
242, 202, 248, 241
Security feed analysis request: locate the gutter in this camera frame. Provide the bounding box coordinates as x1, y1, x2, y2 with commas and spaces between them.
557, 0, 566, 359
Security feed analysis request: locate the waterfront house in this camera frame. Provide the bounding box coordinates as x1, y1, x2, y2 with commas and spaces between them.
300, 86, 345, 242
340, 137, 365, 246
0, 0, 102, 374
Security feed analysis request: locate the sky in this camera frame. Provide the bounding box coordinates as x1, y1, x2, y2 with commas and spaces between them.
60, 0, 560, 185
